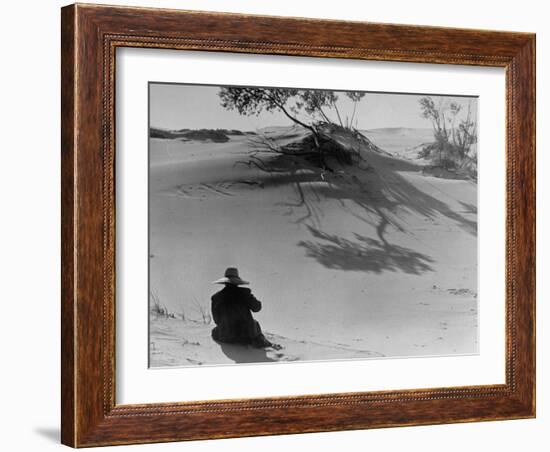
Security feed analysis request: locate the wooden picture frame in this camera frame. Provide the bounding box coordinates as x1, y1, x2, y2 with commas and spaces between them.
61, 3, 535, 447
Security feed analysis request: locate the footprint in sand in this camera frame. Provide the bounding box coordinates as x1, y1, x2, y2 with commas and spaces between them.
200, 183, 235, 197
186, 357, 203, 365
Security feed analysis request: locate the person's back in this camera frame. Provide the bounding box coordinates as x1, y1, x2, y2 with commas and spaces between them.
210, 267, 273, 348
211, 285, 262, 343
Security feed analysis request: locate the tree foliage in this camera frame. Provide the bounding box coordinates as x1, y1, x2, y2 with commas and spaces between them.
218, 87, 366, 133
345, 91, 366, 128
218, 87, 368, 171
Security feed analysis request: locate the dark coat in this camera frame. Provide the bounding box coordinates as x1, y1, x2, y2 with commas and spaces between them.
211, 285, 263, 344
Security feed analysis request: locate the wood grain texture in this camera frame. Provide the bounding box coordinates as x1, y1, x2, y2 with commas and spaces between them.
60, 5, 76, 447
60, 3, 536, 447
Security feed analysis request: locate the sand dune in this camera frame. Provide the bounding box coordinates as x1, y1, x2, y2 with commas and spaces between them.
363, 127, 434, 161
150, 315, 383, 367
149, 126, 477, 367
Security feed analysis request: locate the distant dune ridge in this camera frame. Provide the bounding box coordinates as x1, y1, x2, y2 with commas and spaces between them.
150, 127, 256, 142
151, 125, 437, 166
364, 127, 433, 135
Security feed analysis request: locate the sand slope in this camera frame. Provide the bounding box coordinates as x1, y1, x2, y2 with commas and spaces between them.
149, 127, 478, 367
150, 315, 383, 367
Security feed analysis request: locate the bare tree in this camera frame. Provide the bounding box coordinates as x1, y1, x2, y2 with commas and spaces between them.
345, 91, 366, 128
451, 102, 477, 160
419, 96, 477, 170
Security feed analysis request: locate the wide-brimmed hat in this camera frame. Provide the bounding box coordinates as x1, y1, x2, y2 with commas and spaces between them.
212, 267, 249, 285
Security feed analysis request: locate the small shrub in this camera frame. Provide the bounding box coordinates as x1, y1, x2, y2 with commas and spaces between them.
418, 96, 477, 178
149, 291, 171, 318
191, 297, 212, 325
149, 291, 165, 315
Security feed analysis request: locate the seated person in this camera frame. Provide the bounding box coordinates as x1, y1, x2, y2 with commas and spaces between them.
211, 267, 273, 348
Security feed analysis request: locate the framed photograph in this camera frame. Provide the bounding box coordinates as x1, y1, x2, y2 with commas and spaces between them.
61, 3, 535, 447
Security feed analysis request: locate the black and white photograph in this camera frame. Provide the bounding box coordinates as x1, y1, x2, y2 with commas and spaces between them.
148, 83, 479, 368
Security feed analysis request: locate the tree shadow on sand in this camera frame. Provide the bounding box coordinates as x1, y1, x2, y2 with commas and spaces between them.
314, 152, 478, 238
298, 225, 434, 274
239, 138, 476, 276
239, 147, 477, 238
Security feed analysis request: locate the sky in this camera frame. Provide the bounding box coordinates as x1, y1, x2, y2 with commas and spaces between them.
149, 82, 477, 131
